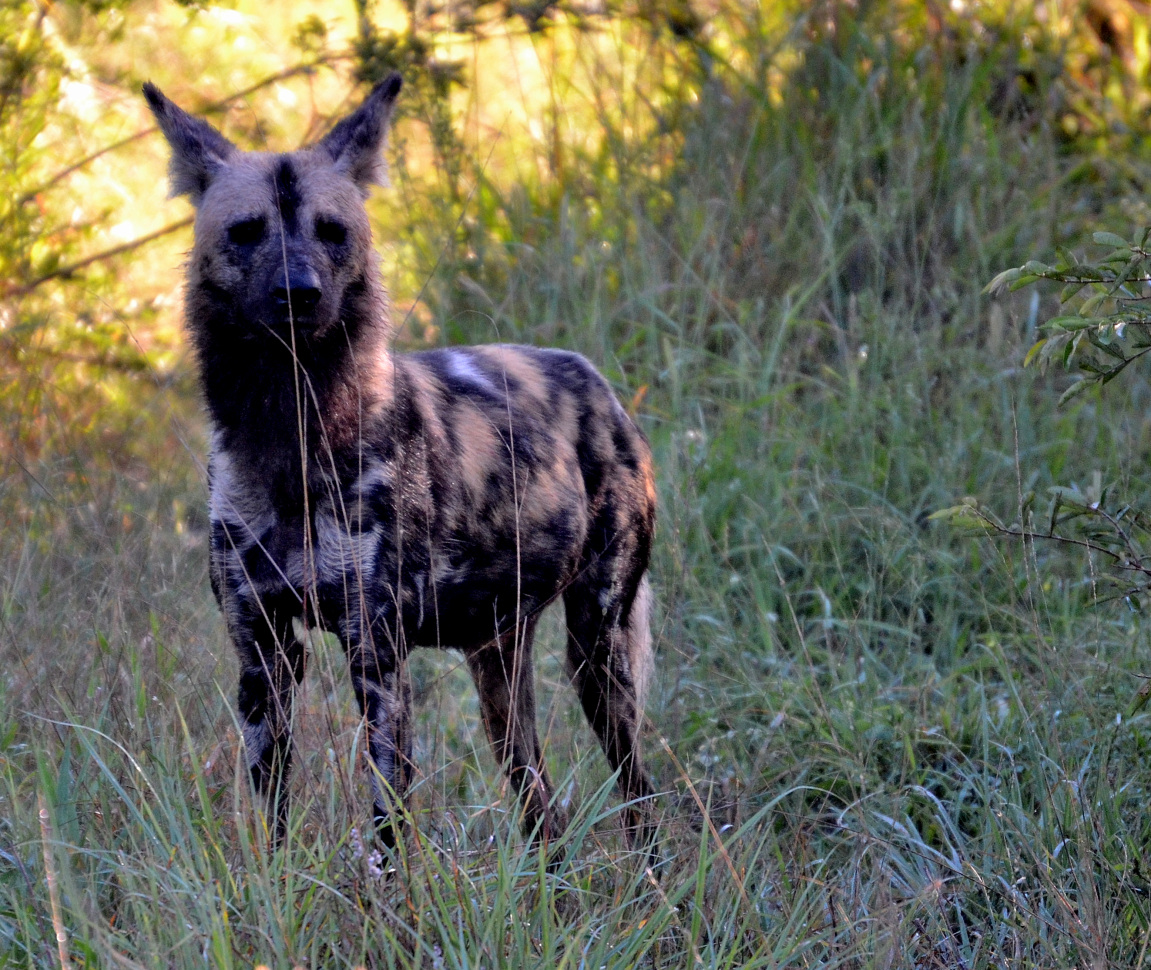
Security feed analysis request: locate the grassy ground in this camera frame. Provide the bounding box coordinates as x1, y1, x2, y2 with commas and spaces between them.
5, 2, 1151, 966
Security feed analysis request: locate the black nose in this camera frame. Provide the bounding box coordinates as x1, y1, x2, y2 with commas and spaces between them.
272, 265, 321, 317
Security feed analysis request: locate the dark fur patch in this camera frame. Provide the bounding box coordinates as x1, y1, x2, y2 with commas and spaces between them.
273, 157, 301, 231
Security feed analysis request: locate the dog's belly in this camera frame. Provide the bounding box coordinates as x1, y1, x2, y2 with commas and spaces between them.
405, 562, 572, 649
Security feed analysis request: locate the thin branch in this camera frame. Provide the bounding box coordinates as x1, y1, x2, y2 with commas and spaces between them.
998, 527, 1127, 564
19, 129, 154, 204
968, 510, 1138, 571
18, 59, 340, 204
1091, 503, 1142, 563
1112, 345, 1151, 371
1, 216, 193, 299
0, 342, 154, 373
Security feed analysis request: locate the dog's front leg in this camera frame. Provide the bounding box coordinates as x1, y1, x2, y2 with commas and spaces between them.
344, 618, 412, 850
231, 589, 305, 843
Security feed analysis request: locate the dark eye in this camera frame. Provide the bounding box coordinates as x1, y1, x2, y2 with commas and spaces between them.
315, 217, 347, 246
227, 217, 266, 247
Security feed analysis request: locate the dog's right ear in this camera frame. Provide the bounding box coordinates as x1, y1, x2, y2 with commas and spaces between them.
319, 73, 402, 192
143, 83, 236, 205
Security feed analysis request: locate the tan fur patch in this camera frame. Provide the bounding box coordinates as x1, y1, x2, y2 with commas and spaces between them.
522, 442, 583, 532
453, 403, 499, 497
474, 345, 550, 410
552, 389, 579, 443
640, 453, 657, 510
407, 362, 448, 444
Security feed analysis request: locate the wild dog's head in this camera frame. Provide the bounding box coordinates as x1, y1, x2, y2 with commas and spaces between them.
144, 75, 401, 340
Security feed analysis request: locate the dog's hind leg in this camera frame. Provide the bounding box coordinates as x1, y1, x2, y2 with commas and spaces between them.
564, 574, 655, 848
466, 618, 566, 844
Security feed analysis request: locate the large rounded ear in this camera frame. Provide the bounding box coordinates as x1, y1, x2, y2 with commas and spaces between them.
143, 82, 236, 205
319, 73, 402, 191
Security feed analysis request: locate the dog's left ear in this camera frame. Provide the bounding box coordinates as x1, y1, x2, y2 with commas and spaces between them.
143, 82, 236, 205
319, 73, 402, 191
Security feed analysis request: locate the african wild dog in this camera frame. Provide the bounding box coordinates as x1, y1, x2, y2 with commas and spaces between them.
144, 74, 656, 851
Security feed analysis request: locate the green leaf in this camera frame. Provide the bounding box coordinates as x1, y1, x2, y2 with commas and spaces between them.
928, 506, 992, 531
1057, 377, 1098, 407
1045, 315, 1097, 332
1093, 231, 1129, 248
984, 267, 1022, 294
1087, 330, 1127, 359
1060, 281, 1088, 303
1063, 332, 1083, 368
1101, 357, 1133, 383
1048, 486, 1096, 516
1100, 248, 1133, 264
1023, 338, 1047, 368
1079, 292, 1108, 316
1129, 679, 1151, 717
1105, 253, 1143, 298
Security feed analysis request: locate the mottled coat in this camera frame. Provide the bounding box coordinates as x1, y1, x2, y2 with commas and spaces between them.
145, 74, 655, 849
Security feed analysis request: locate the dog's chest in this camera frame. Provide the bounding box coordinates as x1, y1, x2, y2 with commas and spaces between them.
208, 446, 393, 596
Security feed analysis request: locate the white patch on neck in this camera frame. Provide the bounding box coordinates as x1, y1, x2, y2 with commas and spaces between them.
208, 444, 274, 542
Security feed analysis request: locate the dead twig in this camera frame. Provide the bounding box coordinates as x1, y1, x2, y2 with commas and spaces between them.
37, 791, 71, 970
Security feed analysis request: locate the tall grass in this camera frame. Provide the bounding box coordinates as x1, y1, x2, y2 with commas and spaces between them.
4, 2, 1151, 966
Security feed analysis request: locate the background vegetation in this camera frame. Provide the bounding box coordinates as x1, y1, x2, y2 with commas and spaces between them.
5, 0, 1151, 965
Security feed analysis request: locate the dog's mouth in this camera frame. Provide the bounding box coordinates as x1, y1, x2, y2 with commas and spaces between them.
263, 293, 327, 337
269, 310, 320, 332
273, 288, 320, 322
